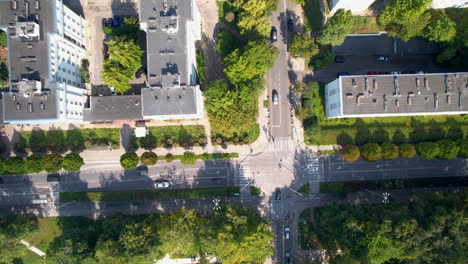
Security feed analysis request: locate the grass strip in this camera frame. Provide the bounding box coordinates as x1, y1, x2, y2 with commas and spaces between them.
60, 186, 240, 202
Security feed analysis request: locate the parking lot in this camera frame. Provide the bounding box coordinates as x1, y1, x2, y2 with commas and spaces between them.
311, 34, 449, 83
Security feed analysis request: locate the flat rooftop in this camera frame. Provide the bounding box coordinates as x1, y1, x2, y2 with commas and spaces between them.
339, 73, 468, 116
3, 90, 57, 121
141, 87, 197, 116
84, 95, 143, 122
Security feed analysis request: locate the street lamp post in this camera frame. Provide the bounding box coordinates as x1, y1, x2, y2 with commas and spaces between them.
364, 189, 391, 204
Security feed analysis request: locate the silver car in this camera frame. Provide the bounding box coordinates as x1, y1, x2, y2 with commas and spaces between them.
154, 181, 170, 188
272, 90, 278, 105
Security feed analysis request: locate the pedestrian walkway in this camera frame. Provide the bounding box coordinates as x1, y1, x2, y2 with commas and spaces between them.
306, 153, 322, 198
20, 240, 46, 257
269, 137, 295, 152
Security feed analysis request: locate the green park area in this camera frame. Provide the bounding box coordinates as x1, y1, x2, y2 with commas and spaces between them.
138, 125, 206, 149
1, 205, 273, 264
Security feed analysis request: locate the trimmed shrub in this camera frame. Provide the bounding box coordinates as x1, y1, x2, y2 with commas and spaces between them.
360, 143, 382, 161
43, 153, 63, 173
457, 139, 468, 158
381, 143, 399, 160
140, 151, 158, 166
4, 156, 24, 174
399, 144, 416, 159
120, 152, 139, 170
436, 139, 459, 160
181, 151, 197, 165
341, 145, 360, 162
417, 142, 439, 159
164, 153, 175, 162
25, 154, 44, 173
63, 153, 84, 171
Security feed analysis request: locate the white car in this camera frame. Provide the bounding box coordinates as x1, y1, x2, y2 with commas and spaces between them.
154, 181, 170, 188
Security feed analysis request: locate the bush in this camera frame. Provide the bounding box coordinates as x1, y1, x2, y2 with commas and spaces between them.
457, 139, 468, 158
140, 151, 158, 166
165, 153, 175, 162
120, 152, 139, 170
381, 143, 399, 160
4, 156, 24, 174
25, 154, 44, 173
250, 186, 262, 196
181, 151, 197, 165
360, 143, 382, 161
399, 144, 416, 159
436, 139, 459, 160
63, 153, 84, 171
417, 142, 439, 159
43, 153, 63, 173
298, 184, 310, 194
341, 145, 360, 162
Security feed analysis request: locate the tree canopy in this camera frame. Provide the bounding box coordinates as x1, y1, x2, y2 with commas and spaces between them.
102, 37, 143, 94
436, 139, 459, 160
43, 153, 63, 173
423, 10, 456, 42
140, 151, 158, 166
63, 153, 85, 171
416, 142, 439, 159
399, 144, 416, 159
24, 154, 44, 173
289, 34, 319, 58
381, 143, 399, 160
360, 143, 382, 161
120, 152, 139, 170
341, 145, 360, 162
0, 216, 38, 264
378, 0, 431, 41
231, 0, 278, 37
317, 9, 353, 46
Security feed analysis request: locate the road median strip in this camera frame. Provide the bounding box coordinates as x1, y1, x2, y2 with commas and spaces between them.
59, 186, 240, 202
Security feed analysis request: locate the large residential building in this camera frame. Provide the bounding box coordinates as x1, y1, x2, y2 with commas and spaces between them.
325, 73, 468, 118
0, 0, 88, 124
329, 0, 375, 14
83, 0, 204, 122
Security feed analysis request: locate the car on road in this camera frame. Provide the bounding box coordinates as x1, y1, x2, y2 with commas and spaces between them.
270, 26, 277, 42
337, 72, 349, 77
287, 18, 294, 32
211, 178, 222, 184
275, 188, 281, 200
391, 71, 401, 75
47, 174, 60, 182
367, 72, 377, 75
112, 15, 120, 27
334, 56, 345, 63
154, 181, 170, 188
0, 177, 3, 184
272, 89, 278, 105
284, 251, 291, 263
377, 56, 388, 62
284, 226, 290, 239
379, 72, 390, 75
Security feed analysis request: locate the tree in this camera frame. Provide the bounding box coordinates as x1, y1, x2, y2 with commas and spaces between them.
0, 30, 6, 47
436, 139, 459, 160
102, 37, 143, 94
164, 153, 175, 162
140, 151, 158, 166
399, 144, 416, 159
216, 29, 241, 58
118, 223, 155, 255
293, 81, 307, 94
80, 59, 90, 83
63, 153, 85, 171
360, 143, 382, 161
44, 153, 63, 173
378, 0, 431, 41
341, 145, 360, 162
416, 142, 439, 159
457, 139, 468, 158
4, 156, 24, 174
0, 60, 8, 87
120, 152, 139, 169
0, 215, 38, 264
231, 0, 278, 37
181, 151, 197, 165
25, 154, 44, 173
381, 143, 399, 160
288, 34, 319, 58
317, 9, 353, 46
423, 10, 456, 42
224, 40, 278, 85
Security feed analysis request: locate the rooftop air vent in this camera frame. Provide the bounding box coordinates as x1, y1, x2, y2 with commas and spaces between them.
28, 103, 33, 112
40, 102, 45, 110
16, 103, 21, 110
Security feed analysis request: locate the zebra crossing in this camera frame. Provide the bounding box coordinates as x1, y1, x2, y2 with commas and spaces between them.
238, 161, 251, 186
306, 154, 322, 196
268, 137, 295, 152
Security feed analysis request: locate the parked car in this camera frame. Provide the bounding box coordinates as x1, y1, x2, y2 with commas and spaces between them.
211, 178, 222, 184
284, 226, 291, 239
154, 181, 170, 188
337, 72, 349, 77
367, 72, 377, 75
417, 71, 425, 74
334, 56, 345, 63
272, 89, 279, 105
47, 174, 60, 182
402, 70, 416, 74
377, 56, 388, 62
112, 15, 120, 27
102, 18, 108, 28
379, 72, 390, 75
285, 251, 291, 264
391, 71, 401, 75
0, 177, 3, 184
270, 26, 277, 42
287, 18, 294, 32
275, 188, 281, 200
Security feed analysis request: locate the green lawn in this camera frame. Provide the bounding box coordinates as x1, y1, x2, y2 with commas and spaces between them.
20, 218, 62, 263
298, 184, 310, 194
349, 16, 383, 34
60, 187, 240, 202
303, 0, 324, 32
250, 186, 261, 196
139, 125, 207, 149
320, 182, 345, 193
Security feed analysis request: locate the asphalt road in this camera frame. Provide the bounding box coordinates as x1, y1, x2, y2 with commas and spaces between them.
267, 0, 292, 139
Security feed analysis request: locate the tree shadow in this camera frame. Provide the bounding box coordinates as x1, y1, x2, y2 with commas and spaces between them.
29, 129, 47, 154
409, 127, 427, 143
47, 126, 67, 154
428, 126, 446, 141
392, 129, 408, 144
447, 127, 464, 141
66, 124, 85, 153
354, 127, 371, 145
371, 128, 390, 144
336, 131, 353, 146
11, 130, 28, 157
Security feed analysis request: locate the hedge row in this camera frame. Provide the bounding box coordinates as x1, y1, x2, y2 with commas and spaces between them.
0, 153, 84, 174
342, 138, 467, 162
120, 151, 240, 169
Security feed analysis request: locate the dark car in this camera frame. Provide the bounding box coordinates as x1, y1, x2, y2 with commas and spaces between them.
102, 18, 108, 28
334, 56, 345, 63
0, 177, 3, 184
112, 15, 120, 27
275, 188, 281, 200
287, 18, 294, 31
367, 72, 377, 75
337, 72, 349, 77
285, 251, 291, 264
379, 72, 390, 75
402, 71, 416, 74
47, 174, 60, 182
211, 178, 222, 184
270, 26, 277, 42
272, 89, 278, 105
